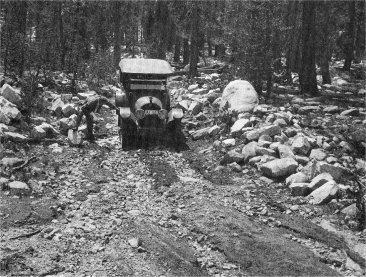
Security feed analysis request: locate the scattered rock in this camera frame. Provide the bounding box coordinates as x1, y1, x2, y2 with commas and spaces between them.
242, 141, 258, 163
341, 203, 357, 217
286, 172, 309, 186
68, 129, 82, 145
260, 158, 298, 178
30, 126, 47, 140
340, 108, 359, 116
62, 104, 78, 117
230, 118, 251, 136
0, 157, 24, 167
298, 106, 321, 114
128, 237, 141, 248
50, 98, 65, 117
220, 150, 244, 165
191, 127, 210, 140
208, 125, 221, 136
308, 173, 334, 192
291, 136, 311, 156
8, 181, 29, 190
0, 96, 22, 121
318, 162, 351, 182
289, 183, 310, 197
309, 149, 327, 161
256, 147, 276, 157
222, 138, 235, 147
3, 132, 28, 142
188, 101, 203, 115
308, 180, 339, 205
323, 106, 340, 114
0, 84, 21, 106
244, 125, 281, 141
277, 144, 296, 159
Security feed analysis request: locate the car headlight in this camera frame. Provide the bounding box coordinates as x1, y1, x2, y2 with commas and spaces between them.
158, 109, 168, 119
135, 109, 144, 119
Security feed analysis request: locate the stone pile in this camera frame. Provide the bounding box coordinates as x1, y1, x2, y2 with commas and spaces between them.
173, 74, 365, 207
0, 81, 105, 142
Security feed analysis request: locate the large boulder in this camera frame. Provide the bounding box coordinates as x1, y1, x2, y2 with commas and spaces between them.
0, 84, 22, 106
220, 80, 258, 113
0, 96, 22, 122
260, 158, 298, 178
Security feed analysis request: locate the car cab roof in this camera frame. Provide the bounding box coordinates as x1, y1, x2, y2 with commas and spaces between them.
119, 58, 174, 75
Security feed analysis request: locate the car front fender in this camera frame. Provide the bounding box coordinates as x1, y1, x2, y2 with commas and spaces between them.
119, 107, 131, 119
115, 91, 128, 108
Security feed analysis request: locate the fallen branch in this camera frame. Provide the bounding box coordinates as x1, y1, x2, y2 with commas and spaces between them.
12, 156, 37, 172
9, 229, 41, 240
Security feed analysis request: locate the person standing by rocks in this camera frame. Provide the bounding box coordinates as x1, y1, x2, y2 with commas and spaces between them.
73, 95, 116, 141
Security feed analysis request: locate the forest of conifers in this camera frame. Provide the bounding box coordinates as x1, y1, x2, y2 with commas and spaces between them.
0, 0, 365, 96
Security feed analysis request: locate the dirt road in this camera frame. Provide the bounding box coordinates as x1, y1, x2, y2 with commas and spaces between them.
0, 110, 358, 276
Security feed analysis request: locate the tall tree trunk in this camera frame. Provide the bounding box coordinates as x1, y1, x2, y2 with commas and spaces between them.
2, 2, 10, 75
17, 2, 27, 77
113, 2, 122, 68
343, 0, 356, 70
57, 2, 66, 70
155, 1, 169, 59
173, 34, 181, 63
265, 7, 273, 98
285, 0, 301, 84
214, 44, 226, 57
207, 33, 212, 57
354, 1, 365, 64
299, 1, 318, 96
320, 1, 331, 84
189, 3, 199, 77
166, 20, 175, 53
183, 38, 189, 65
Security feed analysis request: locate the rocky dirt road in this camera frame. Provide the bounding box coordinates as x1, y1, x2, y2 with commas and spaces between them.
1, 107, 363, 277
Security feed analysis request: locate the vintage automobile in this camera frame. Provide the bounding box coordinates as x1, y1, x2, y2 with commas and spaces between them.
116, 58, 184, 149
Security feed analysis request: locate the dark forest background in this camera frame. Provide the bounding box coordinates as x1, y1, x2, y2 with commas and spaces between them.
0, 0, 365, 96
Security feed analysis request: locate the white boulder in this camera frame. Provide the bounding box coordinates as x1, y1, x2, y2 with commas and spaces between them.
220, 80, 259, 113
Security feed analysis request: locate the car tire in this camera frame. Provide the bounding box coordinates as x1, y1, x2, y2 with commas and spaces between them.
118, 118, 137, 150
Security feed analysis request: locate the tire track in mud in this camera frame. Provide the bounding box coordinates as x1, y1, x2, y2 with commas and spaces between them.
139, 146, 340, 276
